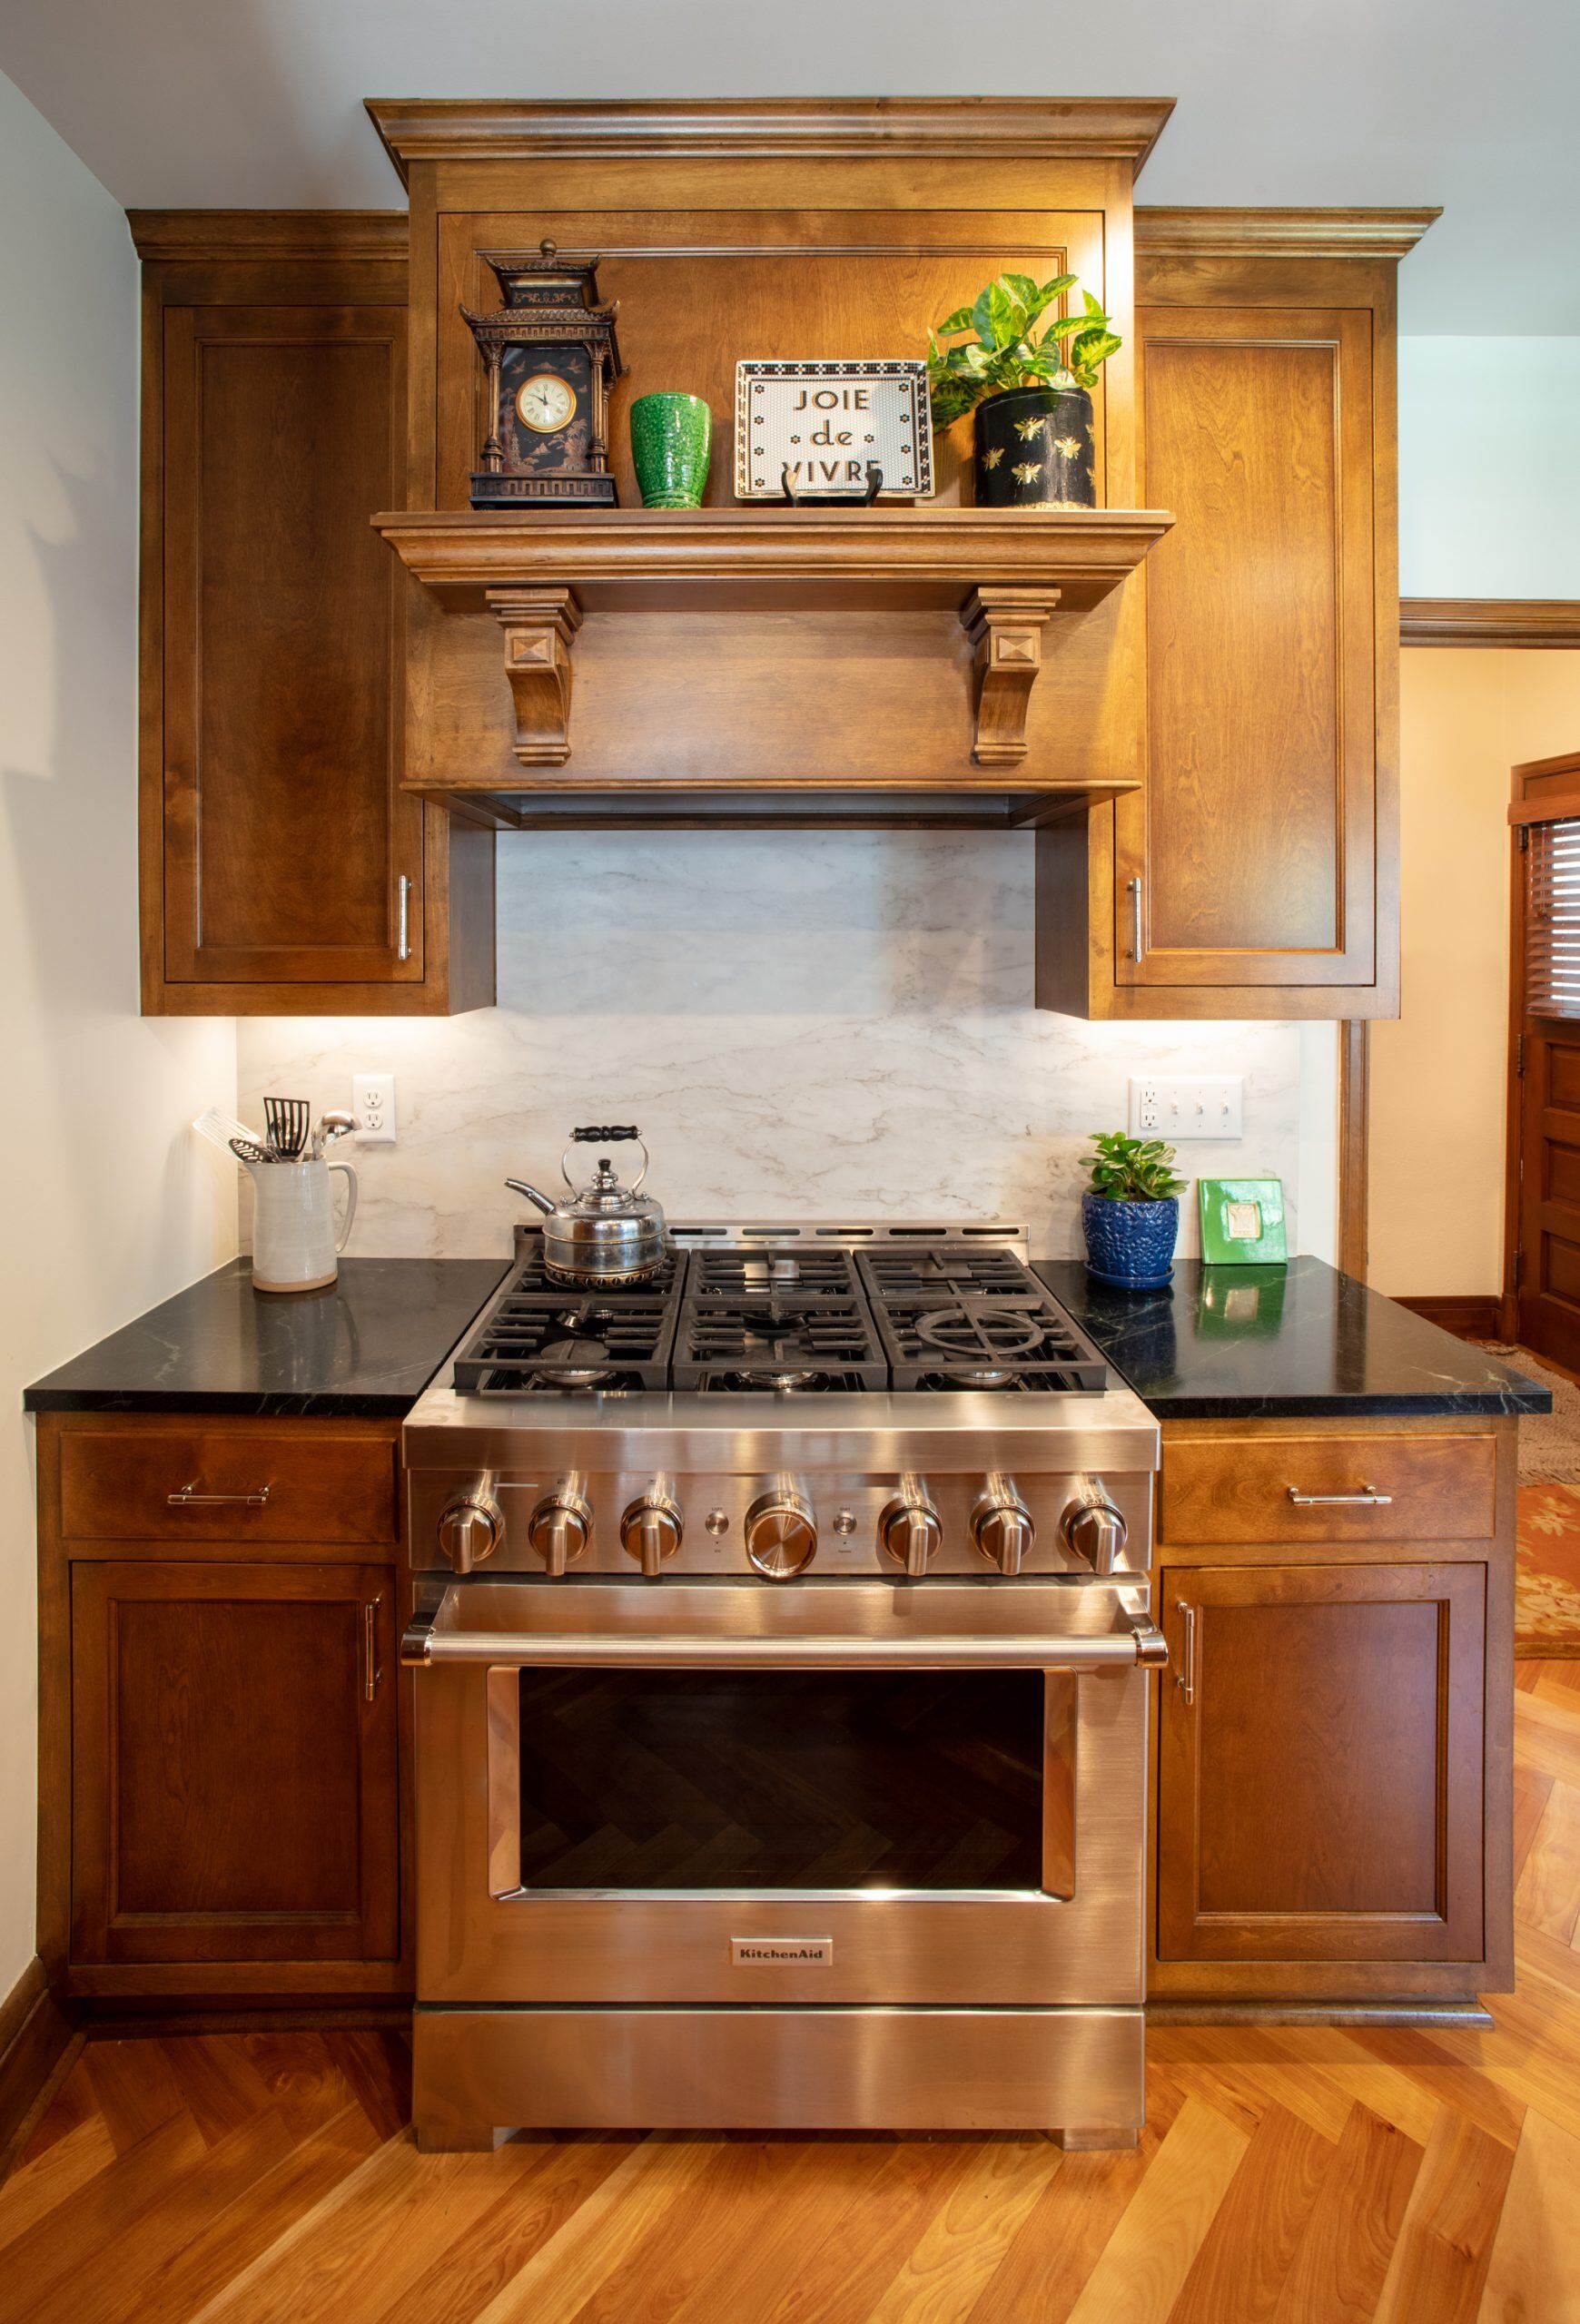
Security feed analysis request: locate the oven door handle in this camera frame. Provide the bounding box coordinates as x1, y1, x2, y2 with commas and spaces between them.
401, 1594, 1169, 1674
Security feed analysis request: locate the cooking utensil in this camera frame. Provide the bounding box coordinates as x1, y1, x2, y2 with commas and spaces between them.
312, 1109, 357, 1157
263, 1096, 311, 1159
193, 1107, 266, 1157
229, 1137, 276, 1166
506, 1125, 668, 1285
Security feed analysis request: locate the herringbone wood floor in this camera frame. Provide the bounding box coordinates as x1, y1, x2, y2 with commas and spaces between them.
5, 1663, 1579, 2324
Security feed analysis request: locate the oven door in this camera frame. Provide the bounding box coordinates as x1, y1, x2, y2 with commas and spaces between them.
406, 1579, 1162, 2009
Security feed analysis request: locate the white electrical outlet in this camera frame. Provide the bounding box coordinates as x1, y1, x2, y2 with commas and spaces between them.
352, 1071, 397, 1145
1128, 1075, 1243, 1141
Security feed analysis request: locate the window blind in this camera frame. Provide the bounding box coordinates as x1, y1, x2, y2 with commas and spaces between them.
1527, 818, 1580, 1018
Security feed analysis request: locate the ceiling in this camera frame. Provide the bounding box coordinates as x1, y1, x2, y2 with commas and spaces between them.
0, 0, 1574, 332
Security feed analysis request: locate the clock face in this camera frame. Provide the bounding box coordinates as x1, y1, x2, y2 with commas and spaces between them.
516, 372, 578, 434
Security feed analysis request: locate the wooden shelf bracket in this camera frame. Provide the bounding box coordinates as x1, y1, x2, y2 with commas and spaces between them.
489, 586, 583, 767
963, 586, 1062, 768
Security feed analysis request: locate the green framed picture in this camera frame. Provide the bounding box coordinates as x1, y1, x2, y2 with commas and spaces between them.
1198, 1177, 1288, 1266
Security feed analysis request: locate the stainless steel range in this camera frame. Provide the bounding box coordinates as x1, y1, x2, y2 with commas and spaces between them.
401, 1221, 1162, 2146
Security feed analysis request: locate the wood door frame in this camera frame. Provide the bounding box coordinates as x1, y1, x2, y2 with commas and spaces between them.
1503, 749, 1580, 1337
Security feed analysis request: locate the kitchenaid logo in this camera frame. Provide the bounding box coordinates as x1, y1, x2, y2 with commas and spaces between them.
730, 1937, 833, 1966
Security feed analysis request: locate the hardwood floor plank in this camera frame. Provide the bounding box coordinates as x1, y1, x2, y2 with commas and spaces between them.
1167, 2104, 1331, 2324
749, 2139, 984, 2324
357, 2136, 641, 2324
83, 2037, 187, 2155
136, 2102, 382, 2324
325, 2031, 410, 2143
468, 2133, 713, 2323
1062, 2096, 1248, 2324
2, 2112, 207, 2320
1513, 1761, 1556, 1885
157, 2034, 278, 2148
1371, 2109, 1516, 2324
862, 2135, 1061, 2324
1476, 2107, 1580, 2322
1515, 1689, 1580, 1787
1269, 2105, 1422, 2324
0, 2112, 118, 2257
1515, 1778, 1580, 1944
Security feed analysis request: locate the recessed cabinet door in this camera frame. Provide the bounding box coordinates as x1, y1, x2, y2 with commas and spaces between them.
162, 304, 421, 987
70, 1561, 398, 1965
1121, 307, 1378, 991
1157, 1563, 1486, 1964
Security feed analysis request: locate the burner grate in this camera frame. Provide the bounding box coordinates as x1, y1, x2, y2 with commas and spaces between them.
452, 1264, 684, 1393
858, 1248, 1109, 1393
675, 1246, 887, 1392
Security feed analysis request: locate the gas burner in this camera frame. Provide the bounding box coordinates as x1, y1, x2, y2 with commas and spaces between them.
720, 1368, 830, 1393
913, 1306, 1049, 1362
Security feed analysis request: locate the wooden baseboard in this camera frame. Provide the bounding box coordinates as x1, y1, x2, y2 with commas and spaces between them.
0, 1956, 78, 2167
1393, 1295, 1501, 1341
1147, 1997, 1494, 2030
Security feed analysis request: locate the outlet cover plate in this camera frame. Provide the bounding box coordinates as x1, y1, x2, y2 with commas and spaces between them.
1128, 1075, 1243, 1142
352, 1071, 396, 1145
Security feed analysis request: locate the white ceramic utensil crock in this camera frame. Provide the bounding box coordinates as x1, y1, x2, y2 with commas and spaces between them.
245, 1155, 358, 1294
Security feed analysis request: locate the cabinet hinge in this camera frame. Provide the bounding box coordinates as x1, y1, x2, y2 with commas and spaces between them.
1518, 822, 1530, 852
1514, 1246, 1525, 1288
1516, 1033, 1526, 1077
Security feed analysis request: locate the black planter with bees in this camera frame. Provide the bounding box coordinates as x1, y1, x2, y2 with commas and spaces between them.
972, 384, 1096, 509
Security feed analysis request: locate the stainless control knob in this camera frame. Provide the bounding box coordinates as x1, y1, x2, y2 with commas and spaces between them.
1064, 1498, 1127, 1575
879, 1492, 943, 1577
437, 1493, 503, 1575
528, 1490, 591, 1575
745, 1487, 817, 1581
620, 1491, 682, 1577
973, 1490, 1034, 1575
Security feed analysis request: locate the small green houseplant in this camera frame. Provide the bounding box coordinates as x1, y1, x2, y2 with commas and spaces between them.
927, 273, 1121, 509
1078, 1131, 1185, 1290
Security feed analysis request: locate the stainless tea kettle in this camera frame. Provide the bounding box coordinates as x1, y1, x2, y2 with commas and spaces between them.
506, 1126, 668, 1284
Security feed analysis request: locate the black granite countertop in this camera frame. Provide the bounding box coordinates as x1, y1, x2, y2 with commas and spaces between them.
23, 1257, 509, 1418
1037, 1256, 1552, 1419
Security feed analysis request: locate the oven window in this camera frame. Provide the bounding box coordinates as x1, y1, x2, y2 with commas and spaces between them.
515, 1669, 1046, 1891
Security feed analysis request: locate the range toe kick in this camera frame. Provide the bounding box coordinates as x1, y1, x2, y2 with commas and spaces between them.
411, 2005, 1146, 2139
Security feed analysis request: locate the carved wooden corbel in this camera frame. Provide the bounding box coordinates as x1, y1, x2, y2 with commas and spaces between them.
489, 587, 584, 767
962, 586, 1062, 767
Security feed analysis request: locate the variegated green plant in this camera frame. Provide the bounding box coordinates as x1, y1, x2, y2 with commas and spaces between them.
1080, 1130, 1185, 1204
926, 273, 1121, 428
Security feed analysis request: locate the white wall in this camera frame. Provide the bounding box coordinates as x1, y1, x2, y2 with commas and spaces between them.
0, 71, 236, 1994
1399, 338, 1580, 600
238, 833, 1320, 1267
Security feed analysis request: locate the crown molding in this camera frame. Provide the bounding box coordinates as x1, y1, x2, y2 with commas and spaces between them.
1136, 206, 1440, 260
363, 97, 1177, 187
127, 211, 409, 265
1400, 598, 1580, 649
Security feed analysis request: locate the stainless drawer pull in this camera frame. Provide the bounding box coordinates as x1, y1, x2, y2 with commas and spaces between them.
1286, 1485, 1393, 1508
167, 1482, 272, 1508
397, 874, 411, 962
1129, 875, 1144, 962
363, 1597, 383, 1702
1175, 1599, 1198, 1708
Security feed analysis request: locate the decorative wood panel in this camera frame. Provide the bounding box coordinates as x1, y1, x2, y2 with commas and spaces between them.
1119, 306, 1377, 987
1157, 1562, 1486, 1965
69, 1562, 399, 1965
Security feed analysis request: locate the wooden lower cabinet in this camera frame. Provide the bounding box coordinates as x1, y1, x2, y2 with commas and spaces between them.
69, 1561, 399, 1971
1149, 1418, 1516, 2012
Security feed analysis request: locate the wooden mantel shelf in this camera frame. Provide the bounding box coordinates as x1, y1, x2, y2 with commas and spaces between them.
374, 505, 1172, 782
373, 504, 1173, 614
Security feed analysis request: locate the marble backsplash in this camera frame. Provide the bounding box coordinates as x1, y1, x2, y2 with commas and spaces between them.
235, 832, 1312, 1262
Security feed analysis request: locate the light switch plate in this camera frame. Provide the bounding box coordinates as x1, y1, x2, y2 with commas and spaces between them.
352, 1072, 397, 1144
1128, 1075, 1243, 1141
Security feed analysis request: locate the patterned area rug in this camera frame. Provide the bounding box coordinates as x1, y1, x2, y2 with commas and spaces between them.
1517, 1482, 1580, 1657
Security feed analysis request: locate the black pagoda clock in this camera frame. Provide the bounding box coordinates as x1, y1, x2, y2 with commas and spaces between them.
462, 241, 625, 508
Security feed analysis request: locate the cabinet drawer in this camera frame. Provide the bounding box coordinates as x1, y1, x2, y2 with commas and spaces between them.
60, 1426, 400, 1545
1160, 1431, 1496, 1546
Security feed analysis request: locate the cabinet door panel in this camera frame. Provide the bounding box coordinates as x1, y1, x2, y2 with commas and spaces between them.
163, 304, 421, 986
1158, 1563, 1485, 1963
70, 1561, 398, 1965
1121, 307, 1376, 989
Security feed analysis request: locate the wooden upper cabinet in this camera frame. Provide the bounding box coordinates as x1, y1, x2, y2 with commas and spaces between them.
1037, 214, 1422, 1019
133, 214, 494, 1015
1123, 305, 1377, 990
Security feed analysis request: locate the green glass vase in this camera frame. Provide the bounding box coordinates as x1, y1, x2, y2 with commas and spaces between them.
629, 392, 712, 510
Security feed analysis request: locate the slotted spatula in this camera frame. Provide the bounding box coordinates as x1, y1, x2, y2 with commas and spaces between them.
263, 1096, 311, 1159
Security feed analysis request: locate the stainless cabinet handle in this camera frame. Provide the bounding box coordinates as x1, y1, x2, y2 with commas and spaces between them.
363, 1597, 383, 1701
1175, 1598, 1197, 1708
167, 1482, 272, 1508
397, 875, 411, 962
1286, 1485, 1393, 1507
1129, 875, 1144, 962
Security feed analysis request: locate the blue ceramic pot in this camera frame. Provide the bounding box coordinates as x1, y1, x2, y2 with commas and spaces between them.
1081, 1193, 1179, 1290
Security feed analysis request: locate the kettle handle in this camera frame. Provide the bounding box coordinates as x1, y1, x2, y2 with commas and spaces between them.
562, 1131, 647, 1195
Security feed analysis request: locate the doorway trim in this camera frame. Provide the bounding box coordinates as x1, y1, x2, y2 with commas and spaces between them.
1503, 749, 1580, 1338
